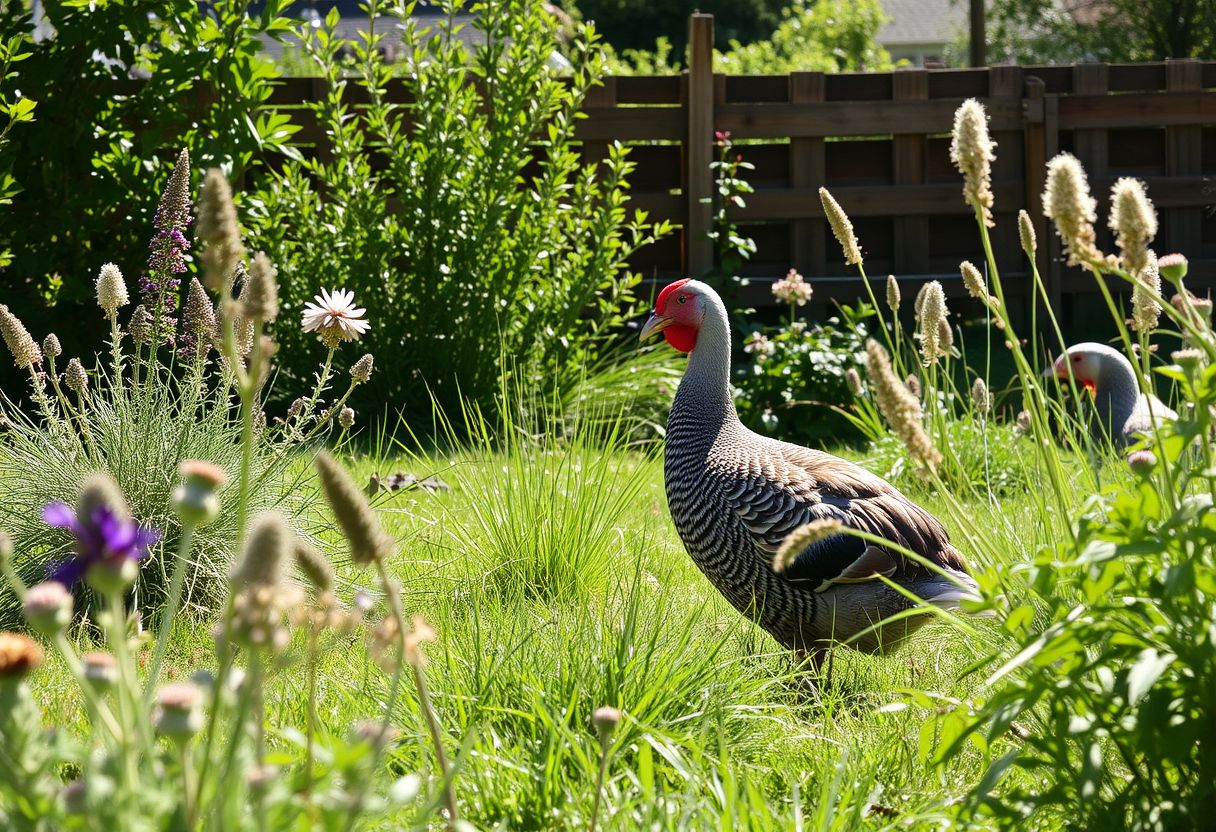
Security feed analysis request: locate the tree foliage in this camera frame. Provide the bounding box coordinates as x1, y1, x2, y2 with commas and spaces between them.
560, 0, 787, 56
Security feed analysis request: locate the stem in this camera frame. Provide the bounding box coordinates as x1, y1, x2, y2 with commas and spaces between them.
589, 742, 612, 832
412, 661, 458, 829
52, 632, 123, 741
103, 588, 142, 795
181, 742, 197, 831
304, 627, 318, 795
143, 523, 196, 705
291, 346, 337, 443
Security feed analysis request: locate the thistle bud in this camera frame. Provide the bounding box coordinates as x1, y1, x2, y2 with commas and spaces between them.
42, 334, 61, 359
82, 651, 118, 692
0, 632, 44, 679
1018, 209, 1037, 258
95, 263, 130, 317
1127, 450, 1157, 478
24, 581, 73, 637
315, 452, 394, 566
592, 705, 622, 749
350, 353, 374, 384
129, 305, 154, 346
0, 304, 42, 369
64, 358, 88, 394
172, 460, 227, 527
154, 682, 203, 740
339, 407, 356, 430
1158, 253, 1188, 284
819, 187, 862, 266
1171, 348, 1204, 378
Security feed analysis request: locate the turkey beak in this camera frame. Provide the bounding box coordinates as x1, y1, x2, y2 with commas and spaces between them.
639, 313, 673, 343
1042, 358, 1064, 380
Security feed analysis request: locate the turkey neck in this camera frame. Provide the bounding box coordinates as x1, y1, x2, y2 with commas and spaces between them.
1095, 352, 1141, 433
672, 297, 738, 436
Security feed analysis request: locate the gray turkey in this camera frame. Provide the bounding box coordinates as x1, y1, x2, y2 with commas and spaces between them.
1048, 342, 1177, 448
639, 278, 980, 668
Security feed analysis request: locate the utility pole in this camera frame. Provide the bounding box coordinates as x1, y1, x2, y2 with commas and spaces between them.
970, 0, 986, 66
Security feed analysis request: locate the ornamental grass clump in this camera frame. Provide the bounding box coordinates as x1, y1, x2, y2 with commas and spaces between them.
0, 153, 370, 626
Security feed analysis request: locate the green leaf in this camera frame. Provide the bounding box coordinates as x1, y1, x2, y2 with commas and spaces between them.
1127, 648, 1174, 704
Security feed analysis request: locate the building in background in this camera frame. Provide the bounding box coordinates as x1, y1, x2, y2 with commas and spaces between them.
877, 0, 967, 67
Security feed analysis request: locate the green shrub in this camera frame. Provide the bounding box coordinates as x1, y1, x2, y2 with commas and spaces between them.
245, 0, 671, 426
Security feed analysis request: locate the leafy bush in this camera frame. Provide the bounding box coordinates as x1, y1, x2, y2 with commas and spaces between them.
245, 0, 670, 425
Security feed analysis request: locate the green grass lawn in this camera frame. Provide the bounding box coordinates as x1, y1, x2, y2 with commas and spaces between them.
28, 436, 1058, 829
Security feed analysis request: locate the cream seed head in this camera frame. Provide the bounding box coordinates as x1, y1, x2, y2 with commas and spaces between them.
886, 275, 901, 312
1018, 209, 1037, 258
1109, 177, 1158, 277
949, 98, 997, 227
1043, 153, 1102, 268
0, 305, 41, 369
774, 520, 847, 573
960, 261, 986, 301
819, 187, 862, 266
918, 281, 949, 366
970, 377, 991, 415
1130, 255, 1162, 334
95, 263, 130, 316
865, 339, 941, 472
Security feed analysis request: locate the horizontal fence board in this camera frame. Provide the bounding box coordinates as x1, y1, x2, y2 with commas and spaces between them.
715, 97, 1025, 138
1059, 92, 1216, 129
727, 182, 1022, 220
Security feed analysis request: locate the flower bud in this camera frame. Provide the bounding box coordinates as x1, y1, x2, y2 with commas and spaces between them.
0, 632, 44, 679
42, 334, 61, 359
0, 304, 42, 369
154, 682, 203, 740
82, 651, 118, 692
1127, 450, 1157, 478
350, 353, 374, 384
64, 358, 88, 394
24, 581, 73, 637
1158, 253, 1188, 284
592, 705, 622, 749
128, 305, 154, 346
339, 407, 355, 430
172, 460, 227, 527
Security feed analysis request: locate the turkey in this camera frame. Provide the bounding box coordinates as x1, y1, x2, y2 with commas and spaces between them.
1048, 342, 1177, 448
639, 278, 980, 667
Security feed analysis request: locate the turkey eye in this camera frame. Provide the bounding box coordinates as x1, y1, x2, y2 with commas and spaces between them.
1073, 356, 1081, 363
677, 296, 687, 304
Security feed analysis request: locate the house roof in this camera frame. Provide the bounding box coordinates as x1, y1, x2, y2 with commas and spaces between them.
877, 0, 967, 47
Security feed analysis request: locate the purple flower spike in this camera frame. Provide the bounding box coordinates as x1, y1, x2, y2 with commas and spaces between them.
43, 502, 160, 588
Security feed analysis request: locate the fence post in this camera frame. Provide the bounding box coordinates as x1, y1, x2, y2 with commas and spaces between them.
1165, 59, 1203, 258
789, 72, 825, 279
892, 69, 929, 276
686, 13, 715, 278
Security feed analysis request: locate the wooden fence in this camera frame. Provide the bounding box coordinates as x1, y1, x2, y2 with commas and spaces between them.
260, 13, 1216, 317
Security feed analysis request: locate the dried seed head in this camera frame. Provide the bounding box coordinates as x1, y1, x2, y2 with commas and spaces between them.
196, 169, 245, 292
1043, 153, 1102, 268
1130, 255, 1162, 333
774, 519, 847, 573
287, 398, 305, 420
42, 333, 61, 359
819, 187, 862, 266
226, 582, 302, 655
1109, 177, 1158, 277
865, 340, 941, 472
129, 305, 154, 345
845, 367, 863, 396
403, 615, 435, 668
918, 281, 949, 366
64, 358, 88, 393
970, 377, 991, 415
949, 98, 997, 227
350, 353, 374, 385
183, 277, 217, 341
241, 253, 278, 323
293, 537, 334, 593
231, 512, 291, 590
885, 275, 901, 312
1013, 409, 1032, 436
1018, 209, 1037, 258
0, 632, 43, 679
339, 406, 356, 429
95, 263, 130, 316
315, 451, 394, 566
0, 304, 41, 369
23, 581, 73, 637
960, 261, 986, 301
905, 373, 922, 400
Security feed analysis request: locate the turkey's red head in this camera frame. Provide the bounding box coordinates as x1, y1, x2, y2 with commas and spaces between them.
639, 278, 701, 352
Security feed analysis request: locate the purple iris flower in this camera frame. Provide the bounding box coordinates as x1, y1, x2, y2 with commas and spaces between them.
42, 502, 160, 587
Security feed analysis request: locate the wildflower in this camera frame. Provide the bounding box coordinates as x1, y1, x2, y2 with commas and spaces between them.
404, 615, 436, 668
315, 452, 394, 565
592, 706, 622, 749
23, 581, 73, 637
1013, 409, 1032, 436
154, 682, 203, 740
195, 168, 245, 292
1127, 449, 1157, 478
1130, 256, 1162, 333
918, 281, 949, 366
743, 332, 775, 361
771, 269, 812, 306
819, 187, 862, 266
949, 99, 997, 227
43, 475, 159, 592
95, 263, 129, 317
845, 367, 863, 396
339, 406, 356, 429
143, 149, 192, 338
302, 288, 370, 348
1109, 177, 1158, 277
1043, 153, 1102, 268
1158, 253, 1188, 284
172, 460, 227, 527
181, 278, 218, 361
1171, 291, 1213, 332
789, 321, 807, 336
1018, 210, 1036, 258
865, 340, 941, 472
1172, 348, 1204, 380
42, 333, 61, 359
82, 651, 118, 692
0, 304, 41, 369
64, 358, 88, 394
960, 261, 986, 301
242, 253, 279, 324
971, 378, 991, 415
293, 537, 334, 593
350, 353, 374, 384
0, 632, 43, 679
128, 305, 154, 346
774, 519, 847, 573
886, 275, 900, 312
